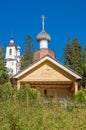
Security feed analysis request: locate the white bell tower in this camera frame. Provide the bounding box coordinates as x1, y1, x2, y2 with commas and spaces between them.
5, 37, 21, 76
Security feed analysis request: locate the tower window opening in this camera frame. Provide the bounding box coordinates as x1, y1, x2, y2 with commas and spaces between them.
9, 49, 12, 55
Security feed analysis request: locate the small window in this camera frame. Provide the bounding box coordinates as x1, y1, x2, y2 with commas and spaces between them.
9, 49, 12, 55
44, 89, 47, 96
12, 62, 14, 65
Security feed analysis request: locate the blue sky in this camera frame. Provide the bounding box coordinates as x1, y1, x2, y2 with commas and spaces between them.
0, 0, 86, 61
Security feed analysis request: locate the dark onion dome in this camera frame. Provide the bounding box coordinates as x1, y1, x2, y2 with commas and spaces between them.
36, 30, 51, 42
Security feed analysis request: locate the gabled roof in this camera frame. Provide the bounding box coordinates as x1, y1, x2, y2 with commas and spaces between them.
13, 55, 82, 79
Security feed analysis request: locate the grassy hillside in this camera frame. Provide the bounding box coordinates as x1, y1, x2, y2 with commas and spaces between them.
0, 83, 86, 130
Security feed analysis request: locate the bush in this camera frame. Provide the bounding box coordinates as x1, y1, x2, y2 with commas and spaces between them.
0, 82, 15, 100
17, 85, 41, 101
28, 87, 41, 100
75, 90, 86, 103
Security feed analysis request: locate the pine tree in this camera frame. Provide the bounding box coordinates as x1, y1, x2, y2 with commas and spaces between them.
82, 49, 86, 87
64, 38, 83, 75
64, 38, 86, 87
20, 35, 34, 70
0, 47, 9, 84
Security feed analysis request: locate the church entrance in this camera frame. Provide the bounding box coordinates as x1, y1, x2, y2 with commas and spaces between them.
20, 81, 73, 100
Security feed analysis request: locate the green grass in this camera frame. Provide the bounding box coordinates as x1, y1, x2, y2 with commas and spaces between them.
0, 83, 86, 130
1, 99, 86, 130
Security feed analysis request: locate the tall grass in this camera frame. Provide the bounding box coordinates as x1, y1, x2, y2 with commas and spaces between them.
0, 83, 86, 130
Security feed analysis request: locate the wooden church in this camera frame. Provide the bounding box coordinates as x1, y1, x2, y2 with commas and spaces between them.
12, 16, 82, 100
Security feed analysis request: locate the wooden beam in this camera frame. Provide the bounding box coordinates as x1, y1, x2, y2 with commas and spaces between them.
75, 81, 78, 94
17, 81, 21, 89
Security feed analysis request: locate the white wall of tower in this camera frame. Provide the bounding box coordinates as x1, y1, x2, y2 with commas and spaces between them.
6, 46, 17, 59
17, 46, 20, 56
6, 60, 17, 75
40, 40, 48, 49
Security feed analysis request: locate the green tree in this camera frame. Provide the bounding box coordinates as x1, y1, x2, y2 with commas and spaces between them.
82, 49, 86, 87
64, 38, 83, 75
20, 35, 34, 70
0, 47, 9, 84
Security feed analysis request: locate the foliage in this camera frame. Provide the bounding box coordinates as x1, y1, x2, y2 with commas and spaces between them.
0, 82, 15, 101
82, 49, 86, 87
64, 38, 86, 87
0, 47, 9, 84
64, 38, 83, 75
0, 46, 4, 60
17, 86, 41, 101
28, 87, 41, 99
20, 35, 34, 70
74, 90, 86, 103
0, 83, 86, 129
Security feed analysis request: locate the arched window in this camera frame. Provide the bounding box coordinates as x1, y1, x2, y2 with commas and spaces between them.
9, 49, 12, 55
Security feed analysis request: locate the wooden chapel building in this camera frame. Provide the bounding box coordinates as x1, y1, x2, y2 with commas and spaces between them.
12, 16, 82, 100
